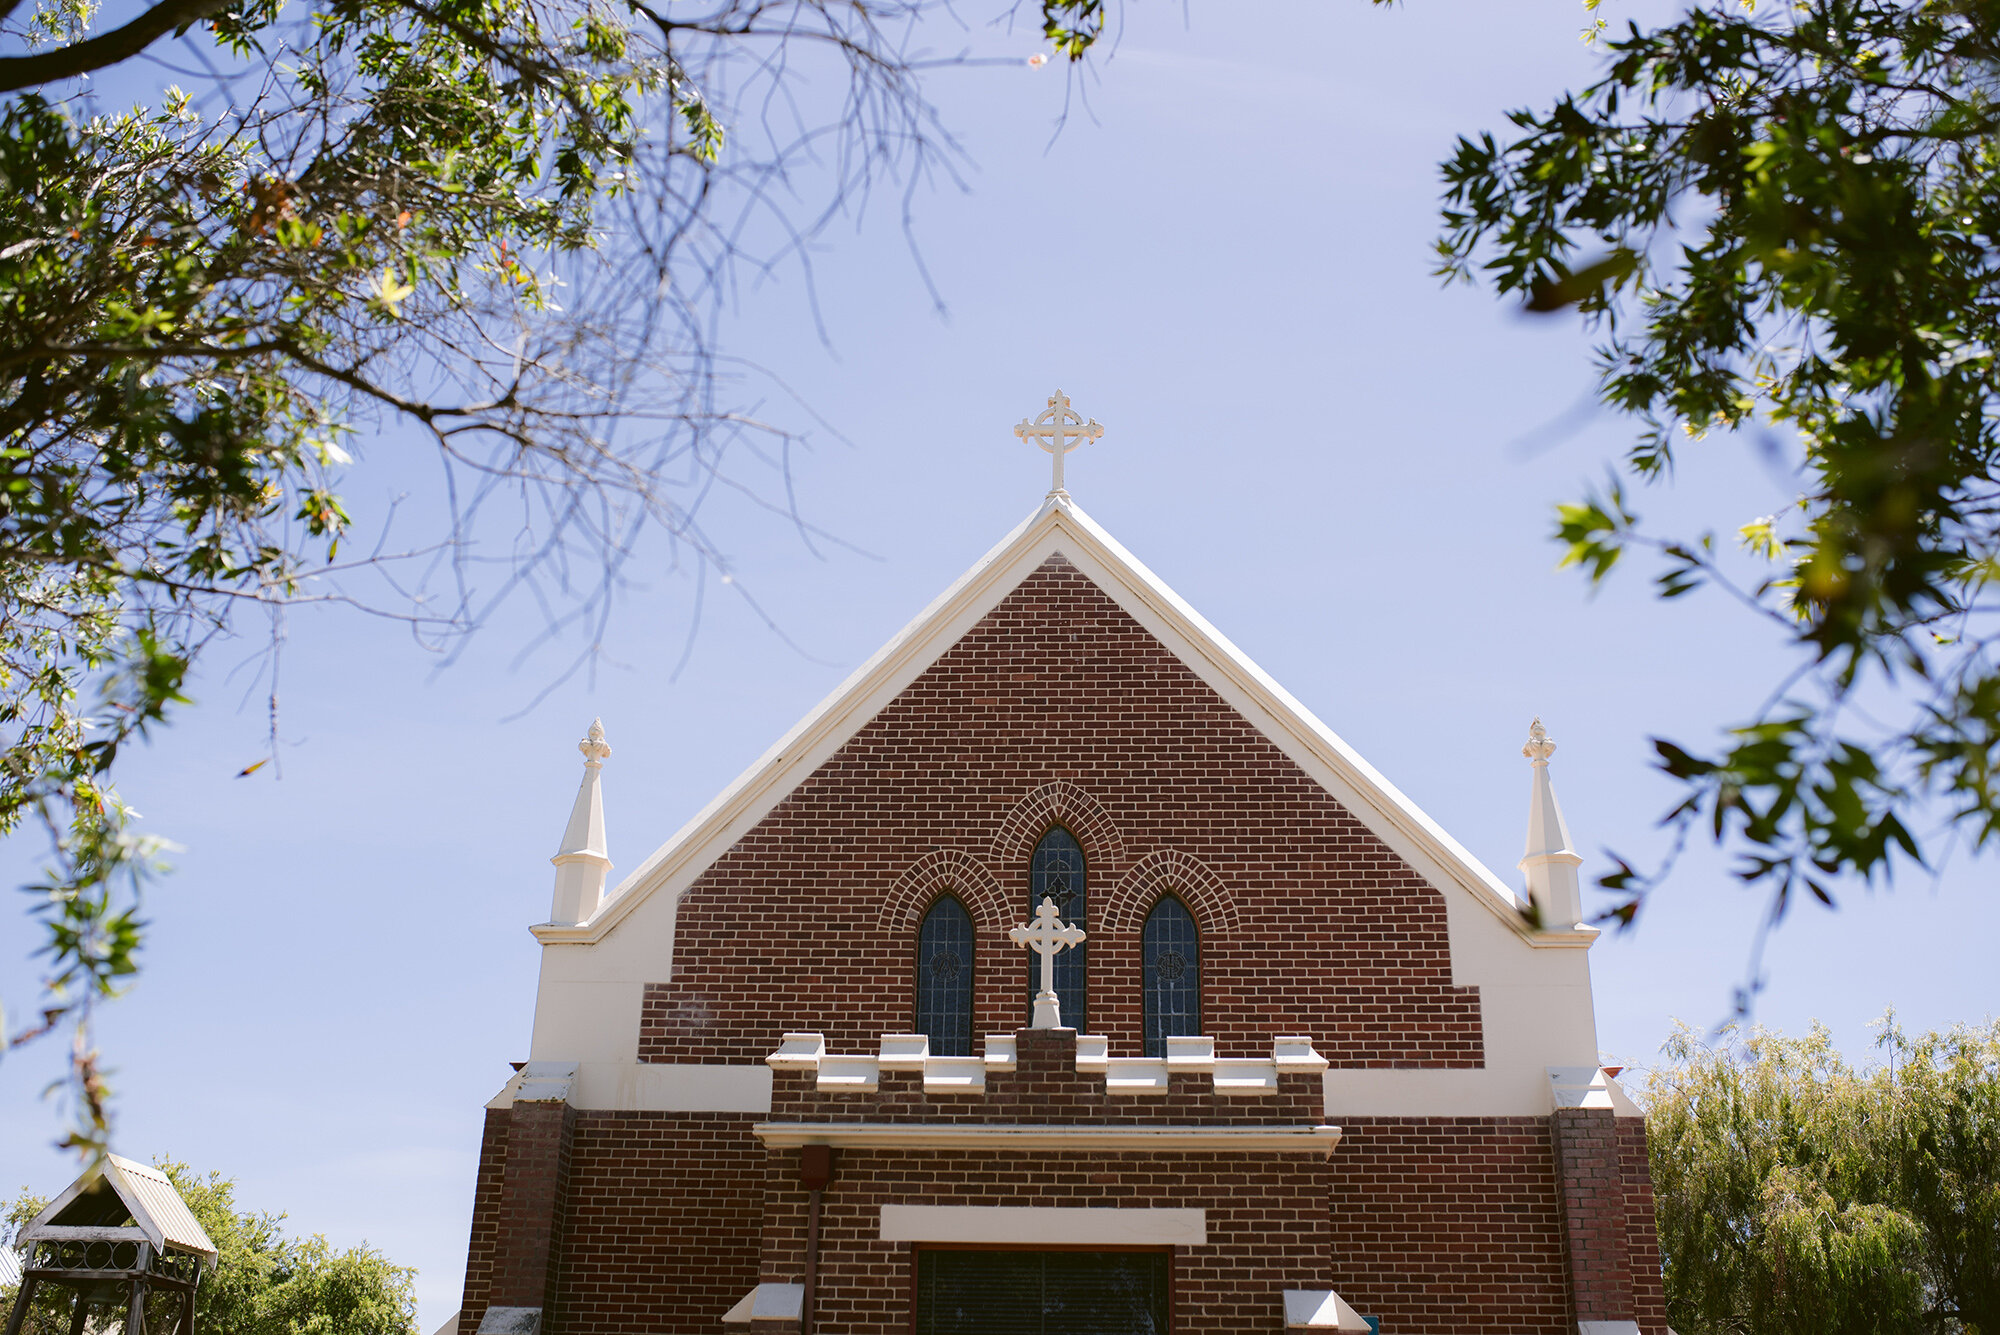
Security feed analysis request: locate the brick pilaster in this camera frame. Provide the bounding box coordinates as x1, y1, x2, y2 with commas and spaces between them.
1551, 1107, 1671, 1333
1620, 1118, 1669, 1334
1550, 1107, 1632, 1326
493, 1100, 577, 1317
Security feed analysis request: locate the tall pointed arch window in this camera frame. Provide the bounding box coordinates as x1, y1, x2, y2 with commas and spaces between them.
915, 896, 974, 1057
1141, 896, 1201, 1057
1027, 827, 1087, 1031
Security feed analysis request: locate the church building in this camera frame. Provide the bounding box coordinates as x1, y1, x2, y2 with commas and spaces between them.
453, 394, 1666, 1335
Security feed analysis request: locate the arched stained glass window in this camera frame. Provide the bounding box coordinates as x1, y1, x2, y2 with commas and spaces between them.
1142, 896, 1201, 1058
1028, 827, 1087, 1031
915, 897, 974, 1057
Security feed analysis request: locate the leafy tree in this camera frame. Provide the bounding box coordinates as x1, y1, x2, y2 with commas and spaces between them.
1438, 0, 2000, 995
0, 0, 1101, 1154
1646, 1016, 2000, 1333
2, 1159, 416, 1335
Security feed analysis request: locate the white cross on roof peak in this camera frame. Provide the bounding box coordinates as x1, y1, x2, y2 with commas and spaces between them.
1014, 389, 1104, 500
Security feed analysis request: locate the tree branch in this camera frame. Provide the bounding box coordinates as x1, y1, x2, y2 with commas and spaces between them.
0, 0, 234, 93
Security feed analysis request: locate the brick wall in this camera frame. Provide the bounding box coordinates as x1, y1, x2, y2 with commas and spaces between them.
752, 1028, 1337, 1333
457, 1097, 1669, 1333
555, 1112, 766, 1335
639, 556, 1480, 1070
1324, 1116, 1575, 1334
764, 1148, 1332, 1335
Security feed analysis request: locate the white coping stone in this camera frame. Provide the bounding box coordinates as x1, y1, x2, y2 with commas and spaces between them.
1211, 1059, 1279, 1096
1103, 1058, 1170, 1095
878, 1034, 929, 1071
767, 1033, 825, 1069
720, 1283, 804, 1324
982, 1035, 1017, 1071
922, 1057, 986, 1095
1164, 1035, 1216, 1071
816, 1056, 880, 1094
475, 1308, 541, 1335
1073, 1034, 1110, 1072
513, 1061, 578, 1103
1549, 1066, 1643, 1117
1273, 1037, 1330, 1073
879, 1206, 1205, 1246
1577, 1324, 1642, 1335
1283, 1289, 1371, 1331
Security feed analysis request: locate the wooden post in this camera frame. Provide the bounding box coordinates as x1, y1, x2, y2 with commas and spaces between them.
3, 1275, 39, 1335
123, 1279, 145, 1335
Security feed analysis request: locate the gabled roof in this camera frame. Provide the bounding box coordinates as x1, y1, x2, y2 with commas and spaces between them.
532, 496, 1594, 949
23, 1155, 218, 1267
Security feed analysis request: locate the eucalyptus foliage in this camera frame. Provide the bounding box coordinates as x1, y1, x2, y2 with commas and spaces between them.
2, 1159, 418, 1335
1647, 1017, 2000, 1334
0, 0, 1089, 1155
1439, 0, 2000, 982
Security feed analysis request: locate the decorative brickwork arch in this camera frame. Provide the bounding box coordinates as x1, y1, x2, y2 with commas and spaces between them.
878, 849, 1011, 934
989, 781, 1128, 881
1101, 849, 1242, 934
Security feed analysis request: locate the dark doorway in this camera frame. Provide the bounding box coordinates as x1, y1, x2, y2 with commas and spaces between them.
914, 1249, 1169, 1335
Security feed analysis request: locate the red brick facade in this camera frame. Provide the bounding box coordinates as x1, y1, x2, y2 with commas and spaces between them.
456, 546, 1667, 1334
637, 557, 1481, 1069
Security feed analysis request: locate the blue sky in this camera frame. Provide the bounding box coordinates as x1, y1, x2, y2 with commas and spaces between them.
5, 1, 1996, 1328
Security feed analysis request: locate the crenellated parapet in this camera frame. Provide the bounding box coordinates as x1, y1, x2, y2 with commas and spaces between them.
768, 1029, 1327, 1098
760, 1025, 1334, 1137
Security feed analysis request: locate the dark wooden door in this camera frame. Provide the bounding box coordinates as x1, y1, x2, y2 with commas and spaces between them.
914, 1250, 1169, 1335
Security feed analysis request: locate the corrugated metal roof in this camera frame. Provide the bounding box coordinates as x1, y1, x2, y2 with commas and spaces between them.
104, 1157, 217, 1266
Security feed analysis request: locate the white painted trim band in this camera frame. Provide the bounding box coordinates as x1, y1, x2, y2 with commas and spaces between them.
752, 1122, 1342, 1154
879, 1205, 1206, 1246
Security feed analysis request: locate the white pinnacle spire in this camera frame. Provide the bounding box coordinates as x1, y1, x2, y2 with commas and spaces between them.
549, 719, 612, 926
1518, 717, 1584, 930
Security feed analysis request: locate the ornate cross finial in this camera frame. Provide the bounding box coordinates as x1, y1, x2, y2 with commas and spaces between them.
1013, 389, 1104, 500
1523, 716, 1557, 764
1009, 896, 1087, 1028
579, 717, 612, 768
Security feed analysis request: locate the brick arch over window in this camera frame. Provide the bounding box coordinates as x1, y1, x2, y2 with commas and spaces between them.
878, 849, 1012, 934
1101, 849, 1242, 934
989, 781, 1127, 880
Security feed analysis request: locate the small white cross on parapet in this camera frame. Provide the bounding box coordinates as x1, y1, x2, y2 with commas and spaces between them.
1010, 896, 1087, 1029
1014, 389, 1104, 500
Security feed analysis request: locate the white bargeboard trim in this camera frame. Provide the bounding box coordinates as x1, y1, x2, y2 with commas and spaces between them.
530, 498, 1591, 952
